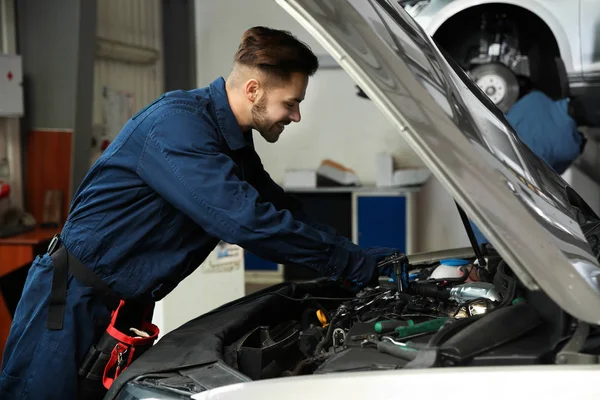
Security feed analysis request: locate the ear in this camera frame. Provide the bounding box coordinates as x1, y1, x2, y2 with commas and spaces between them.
244, 78, 260, 103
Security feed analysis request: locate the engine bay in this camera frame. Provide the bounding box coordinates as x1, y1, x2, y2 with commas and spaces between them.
222, 248, 599, 381
108, 246, 600, 399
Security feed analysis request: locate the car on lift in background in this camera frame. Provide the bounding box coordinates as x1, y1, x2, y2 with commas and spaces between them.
400, 0, 600, 123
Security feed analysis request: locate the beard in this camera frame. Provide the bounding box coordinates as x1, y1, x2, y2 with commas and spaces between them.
251, 95, 288, 143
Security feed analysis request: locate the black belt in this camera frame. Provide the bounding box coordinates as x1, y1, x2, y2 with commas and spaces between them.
47, 235, 121, 330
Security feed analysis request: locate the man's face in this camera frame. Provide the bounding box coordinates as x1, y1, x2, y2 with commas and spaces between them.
251, 72, 308, 143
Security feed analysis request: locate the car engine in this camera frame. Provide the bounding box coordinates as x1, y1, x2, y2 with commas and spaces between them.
109, 247, 600, 399
222, 249, 580, 381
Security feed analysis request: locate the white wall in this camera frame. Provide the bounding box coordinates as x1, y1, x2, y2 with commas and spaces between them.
194, 0, 423, 185
416, 176, 471, 252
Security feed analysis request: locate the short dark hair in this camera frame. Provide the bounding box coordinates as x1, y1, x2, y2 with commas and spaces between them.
234, 26, 319, 81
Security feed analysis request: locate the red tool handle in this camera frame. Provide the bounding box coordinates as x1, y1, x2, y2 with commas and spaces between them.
0, 182, 11, 199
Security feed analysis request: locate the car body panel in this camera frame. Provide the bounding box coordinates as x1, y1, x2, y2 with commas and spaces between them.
404, 0, 581, 79
274, 0, 600, 323
579, 0, 600, 80
191, 365, 600, 400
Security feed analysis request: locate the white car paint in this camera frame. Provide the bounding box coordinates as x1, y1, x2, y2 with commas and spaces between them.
409, 0, 600, 82
579, 0, 600, 79
413, 0, 578, 73
192, 365, 600, 400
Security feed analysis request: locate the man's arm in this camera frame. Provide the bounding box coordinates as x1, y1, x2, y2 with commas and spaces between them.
244, 150, 338, 235
136, 109, 370, 283
245, 149, 368, 253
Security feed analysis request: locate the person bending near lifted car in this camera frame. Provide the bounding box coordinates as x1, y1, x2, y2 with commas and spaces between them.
0, 26, 399, 400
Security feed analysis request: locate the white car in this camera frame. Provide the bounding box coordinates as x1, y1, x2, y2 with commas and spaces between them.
104, 1, 600, 399
401, 0, 600, 122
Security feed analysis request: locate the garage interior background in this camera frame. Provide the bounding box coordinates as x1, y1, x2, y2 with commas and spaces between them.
1, 0, 600, 340
194, 0, 600, 252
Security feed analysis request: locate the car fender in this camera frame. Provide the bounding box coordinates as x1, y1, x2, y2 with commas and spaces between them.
416, 0, 575, 73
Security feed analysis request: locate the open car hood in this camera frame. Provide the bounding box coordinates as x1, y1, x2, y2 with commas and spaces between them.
275, 0, 600, 323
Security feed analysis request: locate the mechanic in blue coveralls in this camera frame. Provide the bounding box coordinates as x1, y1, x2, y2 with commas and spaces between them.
0, 27, 399, 399
472, 76, 587, 245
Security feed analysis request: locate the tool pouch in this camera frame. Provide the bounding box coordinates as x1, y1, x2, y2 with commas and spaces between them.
78, 300, 159, 399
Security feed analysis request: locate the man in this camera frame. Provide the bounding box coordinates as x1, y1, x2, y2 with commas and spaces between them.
0, 27, 397, 399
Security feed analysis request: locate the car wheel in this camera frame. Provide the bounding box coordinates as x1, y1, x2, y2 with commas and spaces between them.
469, 63, 519, 113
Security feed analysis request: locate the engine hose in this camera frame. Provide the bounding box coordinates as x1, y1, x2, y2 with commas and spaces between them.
314, 317, 336, 355
427, 314, 485, 347
282, 358, 313, 377
409, 283, 451, 300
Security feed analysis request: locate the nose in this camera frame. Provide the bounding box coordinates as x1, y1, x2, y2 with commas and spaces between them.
290, 108, 301, 123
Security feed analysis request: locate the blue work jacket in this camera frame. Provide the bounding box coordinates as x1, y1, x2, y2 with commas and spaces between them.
60, 77, 356, 301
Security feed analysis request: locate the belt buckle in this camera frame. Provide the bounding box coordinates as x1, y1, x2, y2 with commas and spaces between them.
48, 234, 60, 255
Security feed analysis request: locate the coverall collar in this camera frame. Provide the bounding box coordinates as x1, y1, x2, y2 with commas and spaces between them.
209, 77, 251, 150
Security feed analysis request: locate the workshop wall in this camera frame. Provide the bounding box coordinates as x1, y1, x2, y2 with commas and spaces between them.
92, 0, 164, 165
17, 0, 96, 221
416, 177, 470, 252
0, 0, 22, 209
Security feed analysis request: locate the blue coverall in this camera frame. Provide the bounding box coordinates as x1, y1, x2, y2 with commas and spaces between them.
471, 90, 583, 245
506, 90, 582, 175
0, 77, 375, 399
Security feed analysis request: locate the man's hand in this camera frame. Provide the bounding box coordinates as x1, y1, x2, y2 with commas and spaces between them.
341, 246, 405, 289
364, 246, 405, 277
340, 251, 376, 289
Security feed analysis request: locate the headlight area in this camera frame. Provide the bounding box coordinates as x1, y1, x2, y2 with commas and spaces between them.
116, 361, 250, 398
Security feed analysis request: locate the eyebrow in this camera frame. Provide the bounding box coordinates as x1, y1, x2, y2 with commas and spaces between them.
287, 97, 304, 103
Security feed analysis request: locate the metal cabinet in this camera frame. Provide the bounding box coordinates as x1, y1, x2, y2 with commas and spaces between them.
353, 191, 414, 253
244, 187, 417, 280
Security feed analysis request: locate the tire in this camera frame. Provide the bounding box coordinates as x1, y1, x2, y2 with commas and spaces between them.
469, 63, 520, 113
